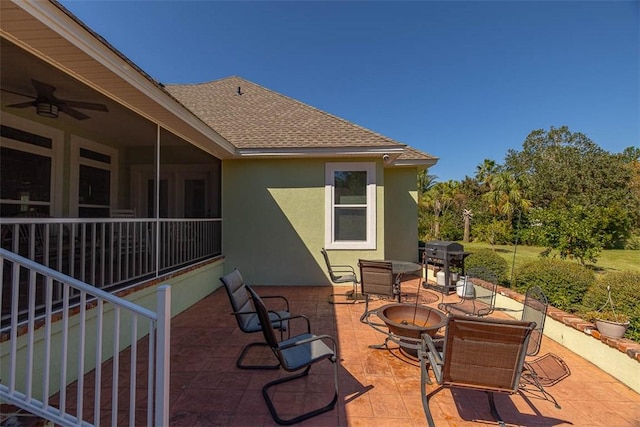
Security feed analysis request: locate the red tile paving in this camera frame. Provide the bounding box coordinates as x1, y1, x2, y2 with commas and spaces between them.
24, 276, 640, 426
164, 277, 640, 426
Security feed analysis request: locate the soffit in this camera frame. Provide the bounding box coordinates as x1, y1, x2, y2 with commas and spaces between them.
0, 0, 235, 158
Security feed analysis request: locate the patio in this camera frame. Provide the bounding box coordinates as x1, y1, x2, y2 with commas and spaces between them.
8, 276, 640, 426
162, 276, 640, 426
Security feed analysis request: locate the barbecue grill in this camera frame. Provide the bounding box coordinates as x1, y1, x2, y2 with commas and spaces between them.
421, 240, 470, 293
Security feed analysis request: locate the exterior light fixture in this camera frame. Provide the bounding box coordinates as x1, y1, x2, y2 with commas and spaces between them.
36, 102, 59, 118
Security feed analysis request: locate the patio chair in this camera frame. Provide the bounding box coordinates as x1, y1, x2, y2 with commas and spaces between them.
219, 269, 291, 369
246, 285, 338, 425
419, 315, 536, 427
358, 259, 397, 322
438, 267, 498, 317
321, 248, 361, 304
519, 286, 564, 409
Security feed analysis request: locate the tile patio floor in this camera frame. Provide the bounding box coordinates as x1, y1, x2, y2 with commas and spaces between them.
165, 277, 640, 427
18, 276, 638, 426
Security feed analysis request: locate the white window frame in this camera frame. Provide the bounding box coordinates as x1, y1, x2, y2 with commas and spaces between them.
69, 135, 118, 217
325, 162, 376, 250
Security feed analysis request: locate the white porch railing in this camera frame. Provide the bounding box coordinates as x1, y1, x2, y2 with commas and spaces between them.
0, 248, 171, 427
0, 217, 220, 325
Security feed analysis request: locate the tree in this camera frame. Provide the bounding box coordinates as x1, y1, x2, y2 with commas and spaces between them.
504, 126, 635, 248
421, 180, 463, 240
529, 204, 614, 265
505, 126, 631, 209
462, 208, 472, 242
481, 171, 531, 247
417, 170, 437, 196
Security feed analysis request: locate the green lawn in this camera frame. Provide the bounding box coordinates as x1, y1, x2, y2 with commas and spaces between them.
460, 241, 640, 276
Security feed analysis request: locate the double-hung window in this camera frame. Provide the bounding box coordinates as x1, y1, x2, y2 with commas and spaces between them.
325, 162, 376, 250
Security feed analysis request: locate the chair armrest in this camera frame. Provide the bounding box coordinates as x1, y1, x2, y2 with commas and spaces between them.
331, 264, 357, 276
272, 313, 311, 333
423, 334, 443, 365
279, 334, 338, 358
261, 295, 290, 311
421, 333, 444, 384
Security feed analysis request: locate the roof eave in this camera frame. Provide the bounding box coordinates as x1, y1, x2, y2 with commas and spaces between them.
235, 145, 406, 159
393, 158, 439, 169
7, 0, 237, 157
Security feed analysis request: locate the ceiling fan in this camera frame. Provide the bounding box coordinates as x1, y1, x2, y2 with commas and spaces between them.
2, 79, 108, 120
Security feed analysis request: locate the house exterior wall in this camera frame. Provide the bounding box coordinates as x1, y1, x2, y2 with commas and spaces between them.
222, 158, 420, 286
383, 167, 419, 263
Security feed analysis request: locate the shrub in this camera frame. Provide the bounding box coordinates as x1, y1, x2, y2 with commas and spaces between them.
464, 249, 509, 285
580, 271, 640, 341
514, 259, 595, 312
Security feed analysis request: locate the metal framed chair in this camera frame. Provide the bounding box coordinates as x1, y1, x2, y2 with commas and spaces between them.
246, 285, 338, 425
438, 267, 498, 317
419, 315, 536, 427
358, 259, 397, 322
321, 248, 360, 304
219, 269, 291, 369
520, 286, 565, 409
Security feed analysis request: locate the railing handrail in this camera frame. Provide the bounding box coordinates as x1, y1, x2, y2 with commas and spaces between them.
0, 248, 156, 320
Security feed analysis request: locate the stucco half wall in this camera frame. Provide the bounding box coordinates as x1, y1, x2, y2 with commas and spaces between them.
222, 158, 420, 286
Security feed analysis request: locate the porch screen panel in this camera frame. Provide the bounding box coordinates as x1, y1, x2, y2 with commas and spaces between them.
0, 147, 51, 216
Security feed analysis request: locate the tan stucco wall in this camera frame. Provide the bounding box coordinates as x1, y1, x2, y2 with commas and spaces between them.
222, 158, 419, 286
384, 167, 419, 263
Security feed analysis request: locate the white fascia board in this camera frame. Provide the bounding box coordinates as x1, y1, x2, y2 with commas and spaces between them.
392, 158, 439, 168
236, 146, 406, 158
11, 0, 236, 156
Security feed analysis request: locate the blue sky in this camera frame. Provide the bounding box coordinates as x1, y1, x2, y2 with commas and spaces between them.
60, 0, 639, 182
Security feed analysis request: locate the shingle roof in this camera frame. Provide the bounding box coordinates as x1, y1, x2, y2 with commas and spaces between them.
165, 76, 436, 163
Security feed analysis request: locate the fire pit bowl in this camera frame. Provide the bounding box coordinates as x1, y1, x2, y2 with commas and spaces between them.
376, 303, 446, 341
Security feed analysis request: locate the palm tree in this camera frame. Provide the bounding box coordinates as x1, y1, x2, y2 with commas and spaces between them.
475, 159, 498, 187
482, 172, 531, 247
462, 208, 473, 242
418, 170, 437, 196
424, 180, 460, 239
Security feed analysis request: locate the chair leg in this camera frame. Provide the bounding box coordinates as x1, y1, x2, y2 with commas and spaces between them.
237, 342, 280, 370
487, 392, 507, 427
262, 363, 338, 425
419, 349, 437, 427
328, 281, 362, 304
521, 362, 562, 409
359, 295, 371, 322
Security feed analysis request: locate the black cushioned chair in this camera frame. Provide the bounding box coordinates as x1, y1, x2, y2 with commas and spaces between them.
246, 285, 338, 425
220, 269, 291, 369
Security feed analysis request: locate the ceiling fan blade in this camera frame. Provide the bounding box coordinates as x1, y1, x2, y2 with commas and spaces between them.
31, 79, 56, 100
0, 88, 36, 99
59, 104, 90, 120
62, 99, 109, 112
6, 101, 35, 108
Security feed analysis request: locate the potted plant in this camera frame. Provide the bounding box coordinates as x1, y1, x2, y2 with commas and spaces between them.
585, 286, 630, 339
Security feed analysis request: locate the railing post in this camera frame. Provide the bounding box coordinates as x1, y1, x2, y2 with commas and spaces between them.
155, 284, 171, 427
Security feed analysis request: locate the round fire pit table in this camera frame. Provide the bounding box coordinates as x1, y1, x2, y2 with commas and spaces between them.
368, 303, 446, 356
